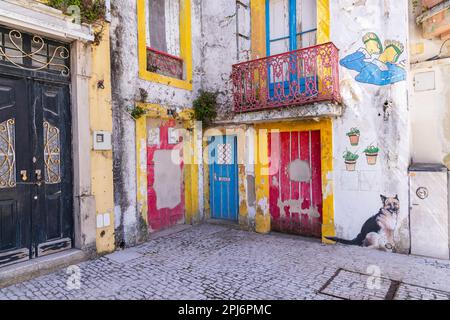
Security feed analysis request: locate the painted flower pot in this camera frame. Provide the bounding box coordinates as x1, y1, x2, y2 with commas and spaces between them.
345, 160, 357, 171
348, 134, 360, 146
365, 153, 378, 165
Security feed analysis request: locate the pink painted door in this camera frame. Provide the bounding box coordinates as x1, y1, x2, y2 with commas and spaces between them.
269, 130, 322, 237
147, 119, 184, 232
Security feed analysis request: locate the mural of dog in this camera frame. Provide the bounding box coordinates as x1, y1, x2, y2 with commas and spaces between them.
326, 195, 400, 252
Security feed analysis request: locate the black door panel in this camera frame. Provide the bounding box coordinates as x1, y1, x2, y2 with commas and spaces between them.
0, 76, 32, 267
0, 75, 72, 266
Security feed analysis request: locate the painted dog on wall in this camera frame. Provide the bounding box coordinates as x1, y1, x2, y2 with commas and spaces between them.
326, 195, 400, 252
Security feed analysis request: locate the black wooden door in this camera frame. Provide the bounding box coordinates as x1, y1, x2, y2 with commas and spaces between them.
0, 77, 73, 267
32, 81, 73, 258
0, 75, 32, 266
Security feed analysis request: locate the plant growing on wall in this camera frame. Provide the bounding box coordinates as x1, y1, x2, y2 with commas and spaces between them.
130, 105, 146, 120
47, 0, 106, 24
346, 127, 361, 146
364, 145, 380, 165
193, 90, 218, 127
343, 150, 359, 171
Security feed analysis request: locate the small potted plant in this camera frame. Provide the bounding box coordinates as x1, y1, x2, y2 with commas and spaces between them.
346, 128, 360, 146
364, 145, 380, 165
343, 150, 359, 171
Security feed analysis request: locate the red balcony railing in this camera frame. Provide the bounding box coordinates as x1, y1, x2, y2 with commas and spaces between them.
231, 42, 341, 113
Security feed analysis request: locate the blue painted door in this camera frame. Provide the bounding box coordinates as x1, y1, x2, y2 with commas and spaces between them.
209, 136, 238, 221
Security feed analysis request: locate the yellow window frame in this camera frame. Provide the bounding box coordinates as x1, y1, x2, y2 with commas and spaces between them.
137, 0, 193, 90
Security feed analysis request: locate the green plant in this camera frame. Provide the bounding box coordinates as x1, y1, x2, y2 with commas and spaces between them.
193, 90, 218, 127
47, 0, 106, 24
364, 145, 380, 154
343, 150, 359, 162
130, 105, 146, 119
346, 127, 360, 136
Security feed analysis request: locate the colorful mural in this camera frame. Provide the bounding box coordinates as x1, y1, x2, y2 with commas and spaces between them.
346, 128, 360, 146
364, 145, 380, 165
343, 150, 359, 172
326, 195, 400, 252
340, 32, 406, 86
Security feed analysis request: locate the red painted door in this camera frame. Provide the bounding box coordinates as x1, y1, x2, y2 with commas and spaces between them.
147, 119, 184, 232
269, 130, 322, 237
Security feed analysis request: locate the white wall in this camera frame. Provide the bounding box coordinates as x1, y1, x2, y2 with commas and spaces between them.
330, 0, 411, 252
409, 2, 450, 168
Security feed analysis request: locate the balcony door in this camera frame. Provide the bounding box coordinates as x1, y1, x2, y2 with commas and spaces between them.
265, 0, 317, 101
265, 0, 317, 56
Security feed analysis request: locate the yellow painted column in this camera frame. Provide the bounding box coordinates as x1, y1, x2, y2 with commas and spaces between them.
317, 0, 331, 44
183, 119, 199, 224
254, 128, 271, 234
136, 116, 148, 226
89, 23, 115, 254
251, 0, 266, 59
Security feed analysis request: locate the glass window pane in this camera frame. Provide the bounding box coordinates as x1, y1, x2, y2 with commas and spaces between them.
148, 0, 168, 53
269, 0, 289, 41
165, 0, 181, 57
296, 0, 317, 48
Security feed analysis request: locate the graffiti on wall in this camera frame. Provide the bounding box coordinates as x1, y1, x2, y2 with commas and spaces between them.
340, 32, 406, 86
326, 195, 400, 252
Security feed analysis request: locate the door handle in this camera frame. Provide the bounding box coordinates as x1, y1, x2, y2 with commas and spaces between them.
20, 170, 28, 182
35, 170, 42, 181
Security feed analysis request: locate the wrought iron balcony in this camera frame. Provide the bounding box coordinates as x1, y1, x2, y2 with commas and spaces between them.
231, 42, 341, 113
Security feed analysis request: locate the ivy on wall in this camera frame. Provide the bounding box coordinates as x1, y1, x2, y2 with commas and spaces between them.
47, 0, 106, 24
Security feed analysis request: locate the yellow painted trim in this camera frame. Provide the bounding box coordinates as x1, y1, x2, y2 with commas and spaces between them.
135, 103, 198, 228
137, 0, 193, 90
89, 23, 115, 254
317, 0, 331, 44
135, 115, 148, 226
254, 119, 335, 242
250, 0, 266, 59
251, 0, 331, 58
254, 127, 270, 233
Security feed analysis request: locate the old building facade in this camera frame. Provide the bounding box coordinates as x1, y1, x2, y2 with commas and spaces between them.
108, 0, 450, 259
0, 0, 115, 278
1, 0, 450, 282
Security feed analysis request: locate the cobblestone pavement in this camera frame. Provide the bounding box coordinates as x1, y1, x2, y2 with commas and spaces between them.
1, 224, 450, 300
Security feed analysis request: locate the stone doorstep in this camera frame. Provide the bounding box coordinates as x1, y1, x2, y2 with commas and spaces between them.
0, 249, 90, 289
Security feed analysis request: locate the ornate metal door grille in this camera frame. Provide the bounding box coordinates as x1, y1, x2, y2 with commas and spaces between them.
0, 118, 16, 189
0, 26, 70, 77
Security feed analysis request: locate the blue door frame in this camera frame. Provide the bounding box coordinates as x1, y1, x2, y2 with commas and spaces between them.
209, 136, 239, 221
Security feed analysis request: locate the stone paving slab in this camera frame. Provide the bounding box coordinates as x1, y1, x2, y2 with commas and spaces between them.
0, 224, 449, 300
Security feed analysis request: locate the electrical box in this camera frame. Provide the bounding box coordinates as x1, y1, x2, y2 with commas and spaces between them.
409, 163, 449, 260
93, 131, 112, 151
414, 71, 436, 92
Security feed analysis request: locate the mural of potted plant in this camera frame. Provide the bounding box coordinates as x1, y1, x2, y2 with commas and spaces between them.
346, 127, 360, 146
343, 150, 359, 171
364, 145, 380, 165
